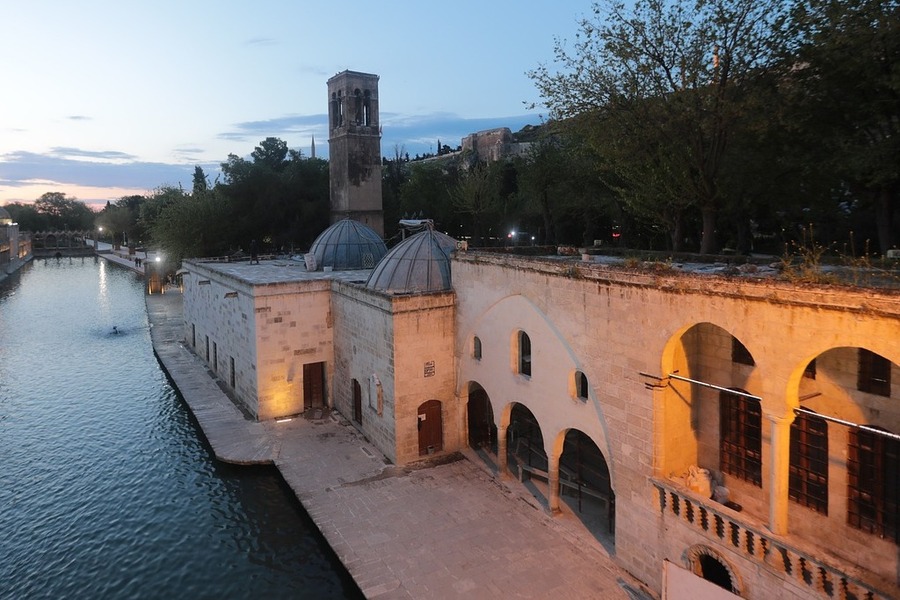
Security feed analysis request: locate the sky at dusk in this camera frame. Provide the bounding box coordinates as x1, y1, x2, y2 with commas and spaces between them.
0, 1, 593, 209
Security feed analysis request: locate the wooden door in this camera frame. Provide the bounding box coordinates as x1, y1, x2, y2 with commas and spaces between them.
417, 400, 443, 456
303, 362, 325, 410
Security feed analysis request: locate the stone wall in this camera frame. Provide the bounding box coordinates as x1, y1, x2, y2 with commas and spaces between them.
182, 263, 259, 416
332, 282, 398, 462
332, 282, 457, 465
452, 252, 900, 598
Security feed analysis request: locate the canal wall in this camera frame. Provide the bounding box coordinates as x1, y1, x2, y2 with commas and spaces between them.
0, 255, 31, 283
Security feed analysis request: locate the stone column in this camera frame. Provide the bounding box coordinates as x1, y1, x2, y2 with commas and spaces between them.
767, 413, 793, 535
549, 458, 561, 515
498, 423, 509, 480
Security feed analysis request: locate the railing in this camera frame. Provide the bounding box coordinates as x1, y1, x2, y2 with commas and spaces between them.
652, 478, 897, 600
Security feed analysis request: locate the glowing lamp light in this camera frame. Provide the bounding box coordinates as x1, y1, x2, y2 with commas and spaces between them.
276, 417, 293, 423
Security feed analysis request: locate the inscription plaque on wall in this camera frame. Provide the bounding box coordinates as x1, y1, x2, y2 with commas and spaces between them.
423, 361, 435, 377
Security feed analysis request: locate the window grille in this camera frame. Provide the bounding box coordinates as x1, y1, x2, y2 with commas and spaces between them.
789, 410, 828, 513
858, 349, 891, 397
720, 390, 762, 486
848, 427, 900, 542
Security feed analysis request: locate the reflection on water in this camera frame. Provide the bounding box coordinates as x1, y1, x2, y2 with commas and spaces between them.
0, 258, 361, 599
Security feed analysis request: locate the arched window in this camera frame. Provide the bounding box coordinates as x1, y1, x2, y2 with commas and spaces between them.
575, 371, 588, 401
848, 426, 900, 542
719, 389, 761, 486
789, 410, 828, 513
354, 89, 362, 124
473, 336, 482, 360
518, 331, 531, 377
363, 90, 372, 125
337, 90, 344, 126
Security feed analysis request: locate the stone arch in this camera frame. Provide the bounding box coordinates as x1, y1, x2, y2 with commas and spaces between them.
782, 344, 900, 561
506, 402, 546, 476
457, 292, 614, 477
551, 427, 615, 542
466, 381, 496, 452
683, 544, 742, 595
659, 321, 761, 480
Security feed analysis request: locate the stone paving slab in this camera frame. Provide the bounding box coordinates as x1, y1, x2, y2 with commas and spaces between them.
145, 291, 655, 600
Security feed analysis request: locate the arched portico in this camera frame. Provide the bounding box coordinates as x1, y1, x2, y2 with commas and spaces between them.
552, 428, 616, 543
466, 382, 496, 452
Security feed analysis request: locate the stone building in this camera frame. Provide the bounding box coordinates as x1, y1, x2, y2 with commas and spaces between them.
460, 127, 532, 162
182, 243, 899, 599
327, 70, 384, 237
0, 207, 30, 275
180, 70, 900, 599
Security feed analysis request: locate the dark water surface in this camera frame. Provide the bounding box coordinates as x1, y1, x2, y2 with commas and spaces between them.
0, 258, 361, 599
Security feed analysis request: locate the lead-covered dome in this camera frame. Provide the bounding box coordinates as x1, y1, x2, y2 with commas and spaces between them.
365, 228, 457, 293
309, 218, 387, 270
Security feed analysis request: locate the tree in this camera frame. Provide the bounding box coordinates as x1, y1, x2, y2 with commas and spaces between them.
450, 163, 500, 247
33, 192, 95, 230
148, 187, 235, 262
192, 166, 209, 195
785, 0, 900, 254
2, 202, 45, 232
250, 137, 289, 172
220, 139, 329, 252
530, 0, 789, 253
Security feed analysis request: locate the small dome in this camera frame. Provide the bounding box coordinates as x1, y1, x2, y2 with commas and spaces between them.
365, 228, 457, 293
0, 207, 11, 225
309, 218, 387, 270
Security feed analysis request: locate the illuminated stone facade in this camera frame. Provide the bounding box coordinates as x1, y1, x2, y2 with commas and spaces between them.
182, 249, 899, 599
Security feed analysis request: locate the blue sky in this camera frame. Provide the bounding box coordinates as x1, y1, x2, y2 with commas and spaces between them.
0, 1, 592, 209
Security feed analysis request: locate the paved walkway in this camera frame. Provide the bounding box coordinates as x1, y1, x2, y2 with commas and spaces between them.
145, 290, 654, 600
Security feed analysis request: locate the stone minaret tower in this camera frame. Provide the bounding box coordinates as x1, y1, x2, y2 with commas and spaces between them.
327, 70, 384, 237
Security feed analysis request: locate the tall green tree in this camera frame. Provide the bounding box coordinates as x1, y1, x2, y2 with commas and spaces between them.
785, 0, 900, 254
192, 166, 209, 195
33, 192, 95, 230
530, 0, 789, 253
450, 163, 500, 247
148, 187, 234, 262
2, 202, 45, 232
220, 139, 329, 252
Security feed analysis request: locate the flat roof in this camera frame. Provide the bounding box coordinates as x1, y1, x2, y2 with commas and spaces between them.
184, 258, 372, 286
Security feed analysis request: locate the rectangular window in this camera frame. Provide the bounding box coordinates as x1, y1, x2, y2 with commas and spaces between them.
229, 357, 236, 388
848, 428, 900, 542
205, 335, 210, 361
720, 391, 762, 486
212, 342, 218, 372
858, 349, 891, 397
191, 323, 196, 348
789, 411, 828, 513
